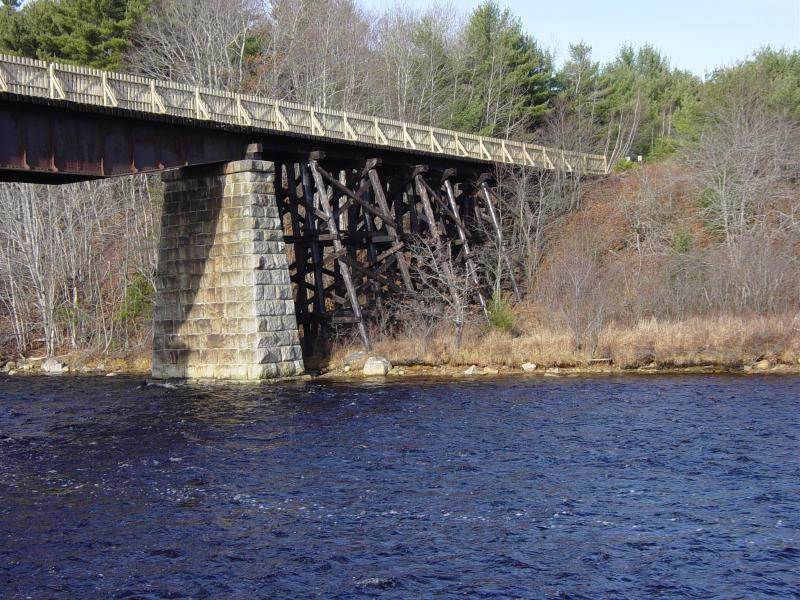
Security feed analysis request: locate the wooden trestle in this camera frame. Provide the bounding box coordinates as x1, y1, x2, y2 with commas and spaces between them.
271, 151, 509, 355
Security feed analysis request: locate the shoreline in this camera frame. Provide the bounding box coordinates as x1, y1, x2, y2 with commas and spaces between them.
313, 361, 800, 381
3, 354, 800, 383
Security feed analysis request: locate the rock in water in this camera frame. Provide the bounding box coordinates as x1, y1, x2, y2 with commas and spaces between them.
41, 358, 67, 375
464, 365, 480, 375
521, 362, 537, 373
363, 357, 392, 376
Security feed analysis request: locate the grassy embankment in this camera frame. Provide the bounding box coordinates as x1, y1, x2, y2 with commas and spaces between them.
326, 312, 800, 375
328, 160, 800, 376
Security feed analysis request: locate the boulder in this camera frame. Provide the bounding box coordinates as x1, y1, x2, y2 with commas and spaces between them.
363, 356, 392, 376
521, 362, 537, 373
483, 367, 500, 375
464, 365, 480, 376
41, 358, 67, 375
755, 359, 771, 371
2, 361, 16, 373
343, 365, 351, 373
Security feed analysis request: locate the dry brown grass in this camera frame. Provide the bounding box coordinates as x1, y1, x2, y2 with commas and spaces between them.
599, 314, 800, 368
18, 309, 797, 376
329, 305, 800, 371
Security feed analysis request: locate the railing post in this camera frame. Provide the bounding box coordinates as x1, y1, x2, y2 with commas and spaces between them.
236, 96, 252, 126
150, 80, 157, 113
48, 63, 65, 100
194, 86, 209, 120
48, 63, 55, 99
274, 103, 289, 130
343, 115, 357, 140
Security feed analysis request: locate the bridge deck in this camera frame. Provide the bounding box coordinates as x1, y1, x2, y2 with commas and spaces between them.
0, 54, 608, 176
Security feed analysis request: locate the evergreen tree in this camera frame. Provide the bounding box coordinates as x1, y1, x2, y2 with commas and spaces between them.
449, 1, 555, 137
0, 0, 149, 70
551, 43, 604, 154
597, 45, 701, 159
560, 42, 600, 100
0, 0, 21, 52
708, 48, 800, 120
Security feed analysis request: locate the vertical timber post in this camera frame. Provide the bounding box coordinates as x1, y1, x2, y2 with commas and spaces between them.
443, 170, 486, 312
309, 154, 373, 352
366, 159, 414, 293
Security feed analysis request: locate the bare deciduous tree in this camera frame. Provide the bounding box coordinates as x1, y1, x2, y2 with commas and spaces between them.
0, 176, 159, 357
128, 0, 263, 90
400, 237, 477, 350
688, 92, 800, 251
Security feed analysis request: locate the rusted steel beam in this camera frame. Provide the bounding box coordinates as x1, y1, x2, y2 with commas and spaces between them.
0, 101, 244, 182
0, 97, 487, 183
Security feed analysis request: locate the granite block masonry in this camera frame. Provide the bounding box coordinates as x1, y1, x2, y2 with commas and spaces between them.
152, 160, 304, 380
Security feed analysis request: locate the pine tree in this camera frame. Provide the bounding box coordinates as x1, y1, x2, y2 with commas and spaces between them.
448, 2, 555, 137
0, 0, 22, 52
0, 0, 149, 70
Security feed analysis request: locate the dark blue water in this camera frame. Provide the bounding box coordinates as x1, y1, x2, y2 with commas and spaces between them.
1, 375, 799, 598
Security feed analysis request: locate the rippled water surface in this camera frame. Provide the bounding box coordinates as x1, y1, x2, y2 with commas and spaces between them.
1, 375, 799, 598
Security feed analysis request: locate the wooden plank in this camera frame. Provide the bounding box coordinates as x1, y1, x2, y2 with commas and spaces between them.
357, 177, 384, 307
283, 162, 314, 348
300, 162, 327, 320
309, 159, 372, 351
368, 165, 414, 293
314, 163, 399, 229
444, 176, 486, 312
420, 177, 461, 226
340, 255, 404, 294
414, 173, 440, 238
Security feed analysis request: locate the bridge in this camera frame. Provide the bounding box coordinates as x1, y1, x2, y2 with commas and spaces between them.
0, 54, 609, 380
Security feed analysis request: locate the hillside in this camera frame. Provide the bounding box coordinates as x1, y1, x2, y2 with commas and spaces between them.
327, 161, 800, 375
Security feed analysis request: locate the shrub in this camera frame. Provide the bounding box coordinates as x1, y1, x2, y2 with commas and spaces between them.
114, 275, 154, 326
487, 292, 514, 332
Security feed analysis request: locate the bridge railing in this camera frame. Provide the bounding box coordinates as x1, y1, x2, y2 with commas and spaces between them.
0, 54, 610, 175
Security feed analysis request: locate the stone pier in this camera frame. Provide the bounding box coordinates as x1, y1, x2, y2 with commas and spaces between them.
152, 160, 304, 380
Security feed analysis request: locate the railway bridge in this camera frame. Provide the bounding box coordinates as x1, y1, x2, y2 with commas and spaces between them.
0, 54, 608, 380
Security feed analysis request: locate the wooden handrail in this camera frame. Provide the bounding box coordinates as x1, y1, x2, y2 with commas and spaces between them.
0, 53, 610, 174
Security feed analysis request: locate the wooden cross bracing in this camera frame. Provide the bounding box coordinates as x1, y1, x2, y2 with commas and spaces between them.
274, 153, 512, 355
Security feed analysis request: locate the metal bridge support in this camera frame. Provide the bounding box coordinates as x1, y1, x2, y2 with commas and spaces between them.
152, 159, 304, 380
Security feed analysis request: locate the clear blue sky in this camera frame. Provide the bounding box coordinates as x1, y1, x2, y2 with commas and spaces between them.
367, 0, 800, 76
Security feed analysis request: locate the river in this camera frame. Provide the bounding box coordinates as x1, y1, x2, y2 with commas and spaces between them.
1, 375, 799, 598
